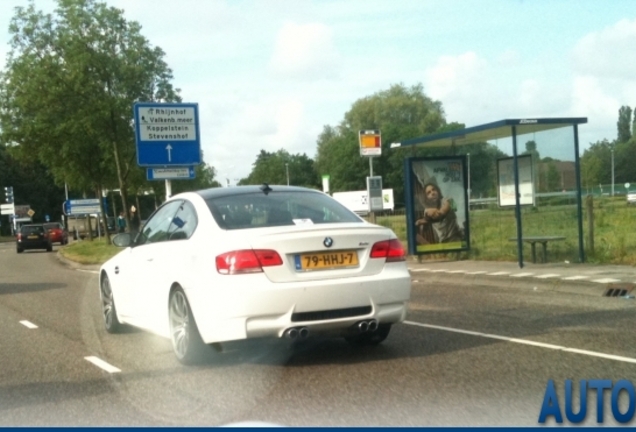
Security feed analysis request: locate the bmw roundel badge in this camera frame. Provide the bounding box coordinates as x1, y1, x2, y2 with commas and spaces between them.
323, 237, 333, 248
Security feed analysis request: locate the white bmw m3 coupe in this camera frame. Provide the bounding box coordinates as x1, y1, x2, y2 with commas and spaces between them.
99, 184, 411, 364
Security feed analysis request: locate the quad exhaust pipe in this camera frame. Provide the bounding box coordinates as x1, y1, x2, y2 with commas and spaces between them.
283, 319, 379, 340
283, 326, 309, 340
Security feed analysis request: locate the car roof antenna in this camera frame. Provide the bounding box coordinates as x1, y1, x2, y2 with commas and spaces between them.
260, 183, 273, 195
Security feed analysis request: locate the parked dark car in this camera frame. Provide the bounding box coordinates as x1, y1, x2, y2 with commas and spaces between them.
44, 222, 68, 245
16, 224, 53, 253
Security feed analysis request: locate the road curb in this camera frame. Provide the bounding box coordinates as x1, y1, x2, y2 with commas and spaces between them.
54, 250, 101, 272
408, 262, 636, 298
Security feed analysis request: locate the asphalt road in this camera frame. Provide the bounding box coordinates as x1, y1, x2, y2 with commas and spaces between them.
2, 241, 636, 426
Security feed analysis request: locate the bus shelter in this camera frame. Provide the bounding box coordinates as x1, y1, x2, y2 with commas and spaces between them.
390, 117, 588, 268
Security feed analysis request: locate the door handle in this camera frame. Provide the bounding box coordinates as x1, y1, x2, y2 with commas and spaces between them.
146, 258, 154, 262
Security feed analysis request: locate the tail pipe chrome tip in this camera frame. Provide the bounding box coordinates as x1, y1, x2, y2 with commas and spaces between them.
368, 319, 379, 332
284, 327, 299, 339
357, 321, 369, 333
298, 327, 309, 340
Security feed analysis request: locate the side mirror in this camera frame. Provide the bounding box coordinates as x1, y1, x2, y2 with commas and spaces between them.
112, 233, 133, 248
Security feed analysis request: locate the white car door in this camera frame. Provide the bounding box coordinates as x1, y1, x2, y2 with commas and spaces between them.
127, 200, 183, 330
138, 200, 199, 334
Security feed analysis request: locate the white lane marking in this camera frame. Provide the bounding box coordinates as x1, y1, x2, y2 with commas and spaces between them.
591, 278, 621, 284
84, 356, 121, 373
487, 271, 510, 276
405, 321, 636, 364
562, 275, 589, 280
447, 270, 466, 274
409, 268, 432, 272
429, 269, 448, 273
77, 269, 99, 274
413, 280, 419, 283
465, 271, 488, 275
20, 320, 38, 329
535, 274, 560, 279
510, 273, 534, 278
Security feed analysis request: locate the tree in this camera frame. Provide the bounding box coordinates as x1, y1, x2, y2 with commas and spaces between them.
314, 83, 446, 202
545, 161, 561, 192
0, 0, 181, 240
240, 149, 320, 188
522, 140, 540, 193
580, 139, 613, 187
464, 142, 507, 198
617, 105, 632, 144
0, 146, 65, 234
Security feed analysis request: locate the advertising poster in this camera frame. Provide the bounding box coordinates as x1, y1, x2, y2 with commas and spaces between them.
497, 155, 534, 207
408, 156, 470, 254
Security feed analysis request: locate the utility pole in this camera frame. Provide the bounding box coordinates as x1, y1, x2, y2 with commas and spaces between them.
611, 148, 615, 196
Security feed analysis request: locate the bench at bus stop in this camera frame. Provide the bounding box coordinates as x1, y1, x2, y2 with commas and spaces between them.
508, 236, 566, 263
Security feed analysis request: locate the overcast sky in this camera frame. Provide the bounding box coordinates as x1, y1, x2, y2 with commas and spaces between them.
1, 0, 636, 181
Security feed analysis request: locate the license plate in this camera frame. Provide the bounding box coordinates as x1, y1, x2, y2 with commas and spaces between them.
295, 250, 359, 271
27, 235, 39, 239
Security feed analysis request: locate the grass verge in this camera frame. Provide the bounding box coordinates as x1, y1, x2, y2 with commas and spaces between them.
59, 238, 121, 265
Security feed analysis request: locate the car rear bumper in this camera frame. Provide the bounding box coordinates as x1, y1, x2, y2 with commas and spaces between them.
17, 241, 51, 249
186, 264, 411, 344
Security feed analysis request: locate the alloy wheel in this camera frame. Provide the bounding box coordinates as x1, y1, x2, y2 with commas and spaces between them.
169, 290, 191, 360
100, 275, 121, 332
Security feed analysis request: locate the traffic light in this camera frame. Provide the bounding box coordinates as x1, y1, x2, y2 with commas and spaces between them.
4, 186, 13, 203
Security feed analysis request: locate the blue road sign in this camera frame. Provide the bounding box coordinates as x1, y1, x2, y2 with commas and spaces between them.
147, 166, 196, 181
64, 198, 102, 215
134, 102, 201, 167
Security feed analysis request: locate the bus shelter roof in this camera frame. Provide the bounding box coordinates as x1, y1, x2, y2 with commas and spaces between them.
390, 117, 588, 149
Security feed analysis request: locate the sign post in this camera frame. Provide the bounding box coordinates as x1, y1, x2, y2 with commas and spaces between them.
134, 103, 201, 200
359, 130, 382, 223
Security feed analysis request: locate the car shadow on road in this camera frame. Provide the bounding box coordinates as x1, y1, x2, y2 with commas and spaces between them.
186, 328, 424, 369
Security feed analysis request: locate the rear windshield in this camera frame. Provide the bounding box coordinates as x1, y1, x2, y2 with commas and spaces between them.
21, 225, 44, 235
205, 190, 363, 230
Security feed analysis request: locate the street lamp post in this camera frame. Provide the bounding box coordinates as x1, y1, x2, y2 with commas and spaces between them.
285, 163, 290, 186
467, 153, 471, 203
611, 148, 615, 196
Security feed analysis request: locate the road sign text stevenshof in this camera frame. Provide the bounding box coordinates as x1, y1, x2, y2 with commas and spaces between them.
134, 103, 201, 167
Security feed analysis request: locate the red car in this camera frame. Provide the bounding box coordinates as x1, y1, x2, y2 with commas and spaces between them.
44, 222, 69, 245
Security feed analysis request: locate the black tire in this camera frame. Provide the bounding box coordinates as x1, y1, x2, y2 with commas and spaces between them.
169, 287, 208, 365
100, 274, 123, 333
46, 244, 53, 252
345, 323, 392, 346
16, 248, 23, 254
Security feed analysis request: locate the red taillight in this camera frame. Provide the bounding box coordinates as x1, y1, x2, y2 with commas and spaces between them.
17, 233, 22, 241
216, 249, 283, 275
370, 239, 405, 262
